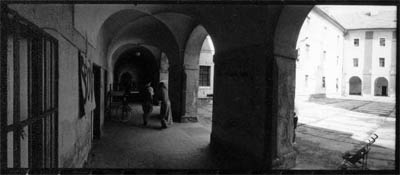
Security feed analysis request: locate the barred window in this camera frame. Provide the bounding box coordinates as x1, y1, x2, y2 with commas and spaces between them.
199, 66, 211, 86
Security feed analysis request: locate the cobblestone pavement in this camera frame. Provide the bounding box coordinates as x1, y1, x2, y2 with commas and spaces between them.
294, 99, 396, 170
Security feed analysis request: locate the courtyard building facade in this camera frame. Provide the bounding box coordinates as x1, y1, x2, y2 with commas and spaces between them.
295, 6, 396, 100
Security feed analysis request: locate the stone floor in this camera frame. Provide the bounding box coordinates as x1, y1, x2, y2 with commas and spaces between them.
86, 99, 395, 170
85, 102, 254, 170
86, 104, 211, 169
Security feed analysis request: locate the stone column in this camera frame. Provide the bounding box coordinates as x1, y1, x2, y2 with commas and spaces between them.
181, 64, 199, 122
159, 52, 169, 86
210, 44, 271, 169
271, 54, 297, 169
168, 63, 184, 122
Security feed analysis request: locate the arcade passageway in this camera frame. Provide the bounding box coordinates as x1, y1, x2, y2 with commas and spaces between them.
85, 104, 253, 169
0, 2, 397, 172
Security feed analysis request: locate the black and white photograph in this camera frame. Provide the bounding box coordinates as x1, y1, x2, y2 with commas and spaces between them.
0, 0, 398, 174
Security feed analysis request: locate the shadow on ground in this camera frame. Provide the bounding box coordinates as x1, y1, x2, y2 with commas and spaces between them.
294, 124, 395, 170
85, 103, 260, 170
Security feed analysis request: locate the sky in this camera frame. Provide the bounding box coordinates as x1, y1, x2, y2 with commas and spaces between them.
317, 5, 397, 29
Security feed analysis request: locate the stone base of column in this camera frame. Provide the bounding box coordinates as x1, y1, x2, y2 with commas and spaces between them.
210, 133, 265, 169
272, 149, 297, 169
180, 116, 198, 122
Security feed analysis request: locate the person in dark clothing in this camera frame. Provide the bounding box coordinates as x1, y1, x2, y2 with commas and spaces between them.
141, 82, 154, 126
158, 82, 172, 128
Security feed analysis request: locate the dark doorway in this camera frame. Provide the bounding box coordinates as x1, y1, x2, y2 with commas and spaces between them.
349, 76, 362, 95
374, 77, 389, 96
93, 64, 101, 140
382, 86, 387, 96
119, 72, 132, 92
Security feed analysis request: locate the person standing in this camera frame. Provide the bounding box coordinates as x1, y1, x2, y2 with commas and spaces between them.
158, 82, 173, 128
141, 82, 154, 126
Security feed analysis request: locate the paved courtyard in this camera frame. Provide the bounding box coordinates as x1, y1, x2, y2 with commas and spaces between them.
86, 98, 395, 170
294, 98, 396, 170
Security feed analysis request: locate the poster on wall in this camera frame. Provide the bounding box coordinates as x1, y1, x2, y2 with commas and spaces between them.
79, 51, 96, 118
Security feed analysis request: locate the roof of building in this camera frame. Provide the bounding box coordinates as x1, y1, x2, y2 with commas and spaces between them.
317, 5, 396, 30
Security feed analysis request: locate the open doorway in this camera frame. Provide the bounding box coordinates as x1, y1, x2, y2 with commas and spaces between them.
374, 77, 389, 96
349, 76, 362, 95
294, 5, 396, 170
93, 64, 101, 140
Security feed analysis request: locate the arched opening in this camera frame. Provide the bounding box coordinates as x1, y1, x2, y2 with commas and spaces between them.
181, 25, 215, 125
196, 35, 215, 128
293, 5, 396, 170
349, 76, 362, 96
113, 46, 158, 92
88, 7, 222, 169
374, 77, 389, 96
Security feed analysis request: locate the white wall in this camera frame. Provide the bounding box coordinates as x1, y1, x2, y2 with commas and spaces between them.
343, 30, 365, 96
296, 8, 344, 99
296, 8, 396, 100
343, 29, 395, 97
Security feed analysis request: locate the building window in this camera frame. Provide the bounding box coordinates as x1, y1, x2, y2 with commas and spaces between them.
2, 11, 59, 168
379, 38, 386, 46
322, 77, 326, 88
353, 58, 359, 67
379, 58, 385, 67
199, 66, 211, 86
354, 38, 359, 47
305, 75, 308, 87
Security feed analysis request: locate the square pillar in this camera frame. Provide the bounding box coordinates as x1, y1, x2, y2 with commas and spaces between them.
168, 64, 184, 122
181, 64, 199, 122
210, 44, 272, 169
271, 54, 297, 169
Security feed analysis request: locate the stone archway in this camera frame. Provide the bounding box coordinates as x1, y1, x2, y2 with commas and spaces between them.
181, 25, 210, 122
375, 77, 389, 96
349, 76, 362, 95
113, 46, 159, 92
273, 5, 314, 168
92, 4, 316, 169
